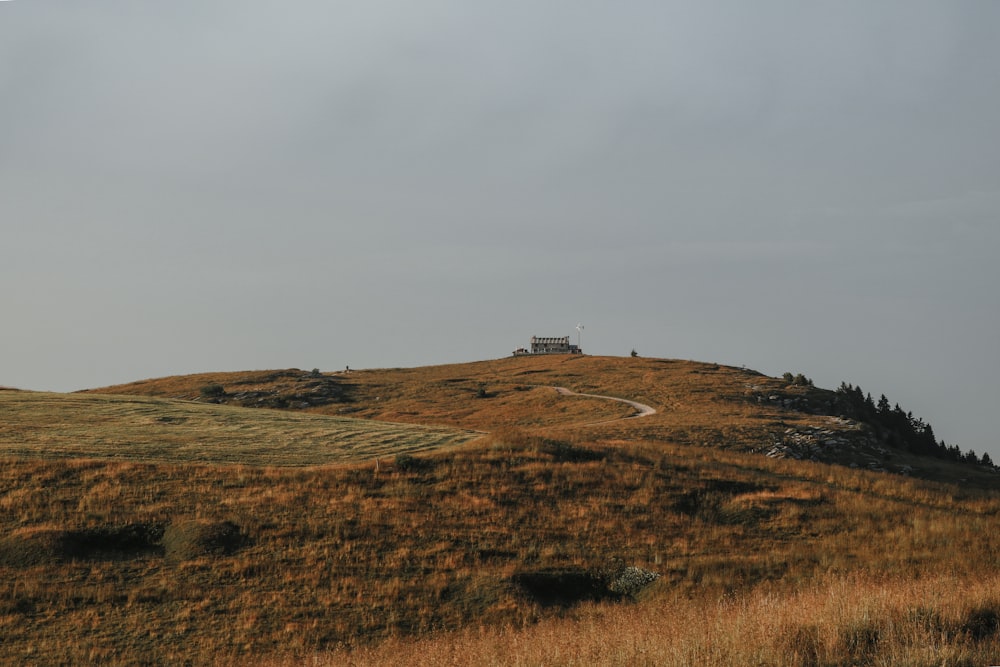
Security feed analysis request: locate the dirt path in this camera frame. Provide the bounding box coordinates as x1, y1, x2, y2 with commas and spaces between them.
552, 387, 656, 420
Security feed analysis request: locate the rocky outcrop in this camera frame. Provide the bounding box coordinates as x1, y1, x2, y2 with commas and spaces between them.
197, 370, 350, 410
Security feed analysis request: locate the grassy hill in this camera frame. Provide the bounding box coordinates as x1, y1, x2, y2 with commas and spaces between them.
0, 391, 477, 466
1, 356, 998, 664
87, 355, 997, 486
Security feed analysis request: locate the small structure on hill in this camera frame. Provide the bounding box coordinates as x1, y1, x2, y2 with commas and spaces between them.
513, 336, 582, 356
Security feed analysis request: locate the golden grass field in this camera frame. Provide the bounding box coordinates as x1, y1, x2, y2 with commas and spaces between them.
1, 355, 998, 665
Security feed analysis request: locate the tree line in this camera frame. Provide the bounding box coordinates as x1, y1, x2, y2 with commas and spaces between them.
833, 382, 992, 467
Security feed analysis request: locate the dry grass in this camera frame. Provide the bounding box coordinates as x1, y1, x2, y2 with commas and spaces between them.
0, 391, 477, 466
88, 357, 1000, 487
1, 356, 997, 664
314, 573, 1000, 666
1, 430, 998, 664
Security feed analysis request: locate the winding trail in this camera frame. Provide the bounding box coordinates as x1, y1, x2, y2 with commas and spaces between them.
552, 387, 656, 422
463, 386, 657, 444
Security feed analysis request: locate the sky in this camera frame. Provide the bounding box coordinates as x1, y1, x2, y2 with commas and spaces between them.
2, 2, 998, 458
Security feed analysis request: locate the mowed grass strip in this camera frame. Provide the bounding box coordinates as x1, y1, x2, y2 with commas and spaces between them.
0, 391, 478, 466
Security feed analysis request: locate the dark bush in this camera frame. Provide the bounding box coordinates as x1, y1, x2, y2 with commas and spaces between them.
0, 524, 165, 565
512, 569, 611, 608
199, 384, 225, 399
60, 524, 165, 559
513, 560, 660, 608
394, 453, 434, 472
960, 604, 1000, 642
538, 438, 604, 462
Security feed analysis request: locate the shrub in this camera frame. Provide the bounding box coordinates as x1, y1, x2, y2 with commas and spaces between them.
782, 372, 813, 387
0, 524, 165, 565
512, 560, 660, 608
394, 453, 433, 472
959, 603, 1000, 642
511, 569, 610, 608
199, 384, 225, 399
602, 563, 661, 598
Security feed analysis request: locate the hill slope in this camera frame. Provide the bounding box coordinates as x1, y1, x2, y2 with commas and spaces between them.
1, 356, 997, 664
87, 355, 997, 486
0, 391, 477, 466
2, 414, 1000, 664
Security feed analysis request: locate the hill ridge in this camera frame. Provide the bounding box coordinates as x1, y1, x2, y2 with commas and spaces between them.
83, 355, 997, 486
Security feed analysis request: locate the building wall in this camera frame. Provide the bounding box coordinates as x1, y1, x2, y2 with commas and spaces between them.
531, 336, 571, 354
513, 336, 582, 356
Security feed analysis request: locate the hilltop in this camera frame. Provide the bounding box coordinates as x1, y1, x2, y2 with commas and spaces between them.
86, 355, 996, 486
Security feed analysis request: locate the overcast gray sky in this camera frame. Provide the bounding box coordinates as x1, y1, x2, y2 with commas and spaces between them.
2, 2, 998, 458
